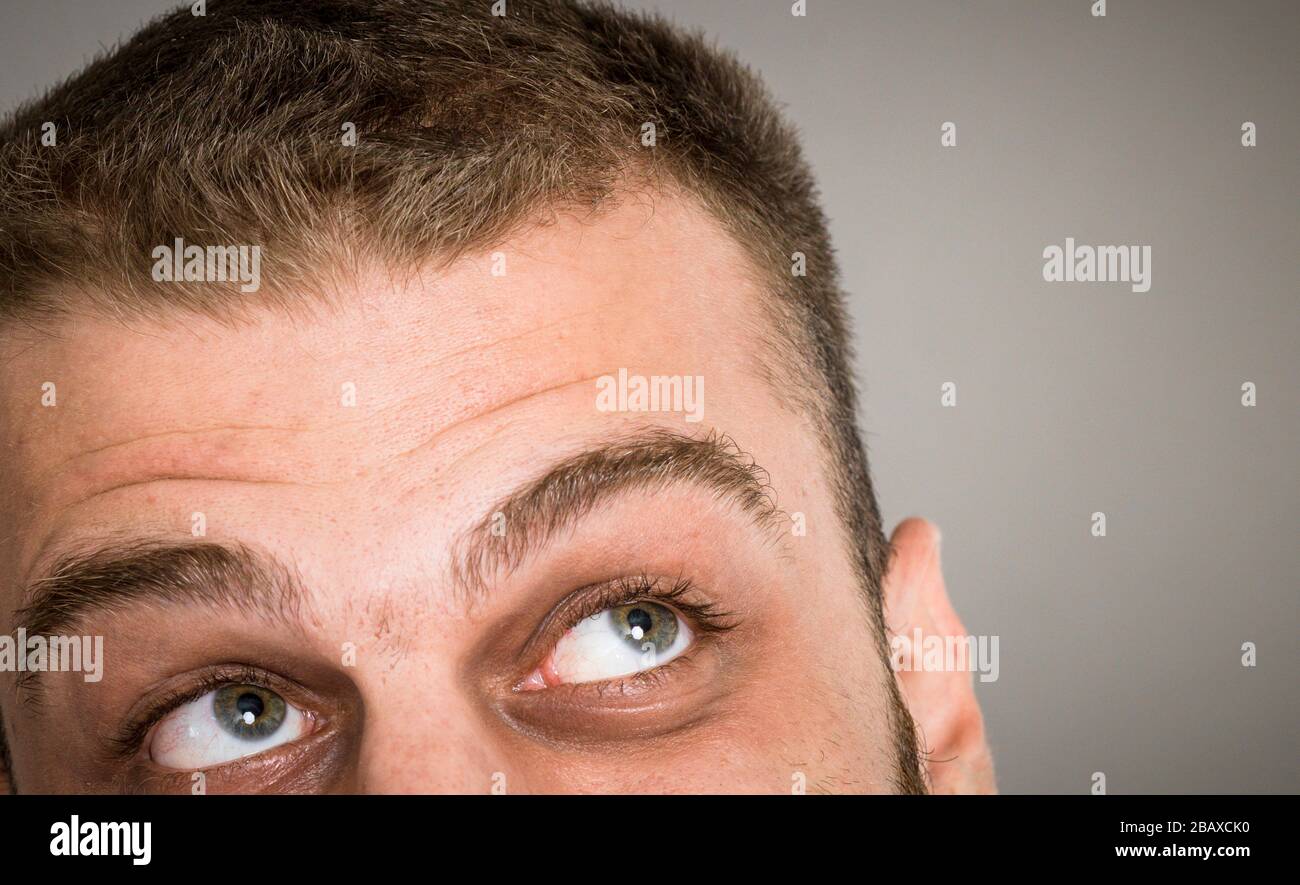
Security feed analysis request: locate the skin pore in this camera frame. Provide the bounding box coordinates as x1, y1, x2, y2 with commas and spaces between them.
0, 192, 993, 793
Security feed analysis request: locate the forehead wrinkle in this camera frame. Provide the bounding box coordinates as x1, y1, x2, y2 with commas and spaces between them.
15, 428, 352, 541
449, 427, 788, 609
386, 371, 614, 471
11, 471, 335, 594
18, 364, 624, 546
37, 422, 319, 479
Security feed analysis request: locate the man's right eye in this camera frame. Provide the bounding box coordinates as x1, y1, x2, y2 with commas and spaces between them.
148, 683, 315, 769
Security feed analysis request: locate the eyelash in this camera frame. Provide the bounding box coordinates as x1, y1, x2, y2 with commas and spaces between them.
532, 573, 738, 678
111, 664, 285, 760
567, 574, 732, 630
113, 576, 735, 759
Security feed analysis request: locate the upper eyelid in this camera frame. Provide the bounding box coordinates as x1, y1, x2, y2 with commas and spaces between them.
114, 664, 309, 758
568, 575, 737, 636
522, 574, 736, 672
114, 580, 730, 759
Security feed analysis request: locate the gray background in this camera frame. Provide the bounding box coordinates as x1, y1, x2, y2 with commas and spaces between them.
1, 0, 1295, 793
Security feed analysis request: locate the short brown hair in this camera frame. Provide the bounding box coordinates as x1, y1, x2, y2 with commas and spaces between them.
0, 0, 924, 792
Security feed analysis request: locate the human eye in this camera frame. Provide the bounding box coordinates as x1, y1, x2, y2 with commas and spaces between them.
144, 675, 318, 770
517, 576, 732, 690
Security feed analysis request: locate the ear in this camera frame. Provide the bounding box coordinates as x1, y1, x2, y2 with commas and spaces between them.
883, 518, 997, 794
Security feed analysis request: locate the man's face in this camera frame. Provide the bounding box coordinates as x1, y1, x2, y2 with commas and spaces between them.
0, 194, 903, 793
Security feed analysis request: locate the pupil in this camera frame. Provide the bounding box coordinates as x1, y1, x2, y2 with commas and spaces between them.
236, 692, 264, 720
627, 608, 653, 633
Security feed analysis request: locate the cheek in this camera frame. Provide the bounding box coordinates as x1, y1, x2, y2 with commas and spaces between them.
741, 683, 897, 794
519, 735, 808, 794
748, 603, 899, 790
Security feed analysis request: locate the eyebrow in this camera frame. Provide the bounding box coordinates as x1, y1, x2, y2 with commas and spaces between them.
10, 428, 783, 685
449, 427, 785, 606
15, 542, 305, 639
11, 541, 306, 704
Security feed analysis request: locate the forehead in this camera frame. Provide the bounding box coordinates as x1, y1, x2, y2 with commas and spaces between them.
0, 194, 801, 587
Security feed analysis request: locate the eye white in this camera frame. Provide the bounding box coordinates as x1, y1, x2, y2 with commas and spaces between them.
550, 607, 693, 685
149, 688, 309, 770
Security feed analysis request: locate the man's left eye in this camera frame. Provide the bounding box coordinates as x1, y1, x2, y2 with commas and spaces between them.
148, 684, 313, 769
522, 601, 694, 688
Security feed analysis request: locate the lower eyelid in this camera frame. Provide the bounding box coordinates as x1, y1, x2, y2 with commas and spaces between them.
494, 648, 728, 746
129, 721, 343, 794
529, 645, 703, 705
579, 654, 685, 695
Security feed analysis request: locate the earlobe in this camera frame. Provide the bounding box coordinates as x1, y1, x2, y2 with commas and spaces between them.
883, 518, 997, 794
